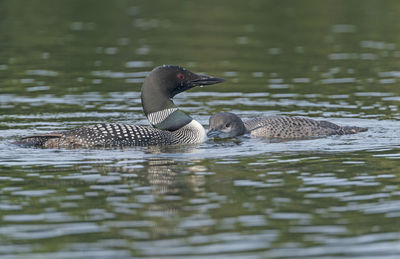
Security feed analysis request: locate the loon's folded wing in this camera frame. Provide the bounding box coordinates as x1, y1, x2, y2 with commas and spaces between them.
244, 116, 367, 138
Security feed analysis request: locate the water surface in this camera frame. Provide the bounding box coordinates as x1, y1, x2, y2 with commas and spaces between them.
1, 0, 400, 258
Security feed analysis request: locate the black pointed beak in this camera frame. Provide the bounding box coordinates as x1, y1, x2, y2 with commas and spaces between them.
190, 75, 225, 87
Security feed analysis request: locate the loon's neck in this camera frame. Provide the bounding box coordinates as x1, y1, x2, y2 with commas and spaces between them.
141, 81, 192, 131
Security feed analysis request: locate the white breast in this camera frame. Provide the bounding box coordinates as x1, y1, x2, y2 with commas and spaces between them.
171, 119, 206, 144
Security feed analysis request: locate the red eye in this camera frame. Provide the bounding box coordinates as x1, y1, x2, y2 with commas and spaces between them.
177, 73, 184, 80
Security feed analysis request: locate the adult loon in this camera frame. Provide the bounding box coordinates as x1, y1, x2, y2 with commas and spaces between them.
16, 65, 224, 148
207, 112, 367, 139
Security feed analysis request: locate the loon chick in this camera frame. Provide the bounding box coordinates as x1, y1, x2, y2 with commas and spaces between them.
207, 112, 367, 139
16, 65, 224, 148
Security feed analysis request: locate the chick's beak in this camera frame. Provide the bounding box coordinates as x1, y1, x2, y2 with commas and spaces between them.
207, 129, 231, 139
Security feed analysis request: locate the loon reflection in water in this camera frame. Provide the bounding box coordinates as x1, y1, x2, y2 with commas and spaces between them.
15, 65, 224, 148
208, 112, 367, 139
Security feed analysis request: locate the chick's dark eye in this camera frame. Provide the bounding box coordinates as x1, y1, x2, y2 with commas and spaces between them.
225, 123, 231, 128
177, 73, 184, 80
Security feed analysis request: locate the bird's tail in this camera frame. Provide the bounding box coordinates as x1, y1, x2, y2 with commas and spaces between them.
340, 126, 368, 134
13, 134, 61, 147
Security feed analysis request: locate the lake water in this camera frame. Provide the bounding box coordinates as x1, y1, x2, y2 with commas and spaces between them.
1, 0, 400, 258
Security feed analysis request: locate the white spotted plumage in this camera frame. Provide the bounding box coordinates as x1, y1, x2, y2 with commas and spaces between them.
33, 119, 206, 148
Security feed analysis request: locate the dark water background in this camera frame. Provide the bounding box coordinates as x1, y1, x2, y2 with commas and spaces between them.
1, 0, 400, 258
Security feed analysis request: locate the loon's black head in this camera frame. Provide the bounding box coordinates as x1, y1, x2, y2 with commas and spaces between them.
141, 65, 224, 115
207, 112, 246, 139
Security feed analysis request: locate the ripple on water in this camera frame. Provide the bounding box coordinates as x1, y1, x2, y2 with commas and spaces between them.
12, 190, 56, 197
331, 200, 400, 216
0, 223, 106, 240
2, 250, 131, 259
125, 61, 153, 68
3, 212, 76, 223
267, 240, 400, 258
131, 230, 278, 256
91, 70, 148, 78
25, 70, 58, 77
